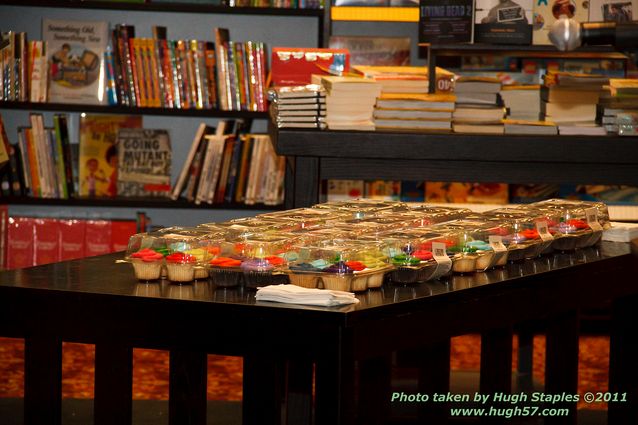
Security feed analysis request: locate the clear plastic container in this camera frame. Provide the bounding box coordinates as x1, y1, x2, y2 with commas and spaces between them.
125, 232, 170, 282
239, 234, 297, 289
312, 199, 409, 218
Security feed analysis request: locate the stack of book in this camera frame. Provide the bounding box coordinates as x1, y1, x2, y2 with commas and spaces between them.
352, 65, 454, 95
541, 71, 608, 136
599, 79, 638, 134
0, 32, 47, 103
268, 84, 326, 129
499, 85, 541, 121
319, 75, 381, 131
452, 76, 505, 134
372, 93, 455, 131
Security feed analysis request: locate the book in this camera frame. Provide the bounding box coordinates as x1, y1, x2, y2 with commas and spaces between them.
419, 0, 474, 44
374, 118, 452, 131
171, 122, 213, 200
352, 65, 455, 93
326, 180, 365, 201
454, 76, 502, 94
540, 101, 597, 123
365, 180, 401, 200
43, 18, 109, 104
499, 85, 540, 120
85, 219, 111, 257
328, 36, 410, 66
503, 119, 558, 134
453, 105, 506, 121
540, 85, 601, 104
110, 219, 138, 252
78, 115, 143, 197
34, 218, 60, 266
375, 92, 456, 110
426, 182, 509, 203
589, 0, 636, 22
7, 216, 35, 269
374, 109, 453, 119
116, 128, 172, 197
474, 0, 533, 44
453, 122, 505, 133
59, 218, 86, 261
609, 78, 638, 97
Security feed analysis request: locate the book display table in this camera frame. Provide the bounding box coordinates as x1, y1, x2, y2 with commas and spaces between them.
0, 242, 637, 425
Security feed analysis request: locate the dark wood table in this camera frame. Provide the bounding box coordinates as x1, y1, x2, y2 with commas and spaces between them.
0, 242, 637, 425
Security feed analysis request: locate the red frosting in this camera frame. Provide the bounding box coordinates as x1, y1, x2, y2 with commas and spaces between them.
567, 219, 589, 229
344, 261, 366, 271
265, 256, 285, 266
131, 248, 163, 262
413, 250, 433, 260
166, 252, 197, 264
210, 257, 242, 267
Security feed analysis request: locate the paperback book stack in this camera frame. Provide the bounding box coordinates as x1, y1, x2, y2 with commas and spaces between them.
541, 71, 608, 136
599, 79, 638, 135
501, 84, 557, 135
268, 84, 326, 129
452, 76, 505, 134
352, 65, 454, 94
319, 76, 382, 131
372, 93, 455, 131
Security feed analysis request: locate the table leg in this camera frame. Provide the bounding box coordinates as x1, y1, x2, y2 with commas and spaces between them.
94, 342, 133, 425
480, 328, 513, 394
290, 156, 320, 208
608, 295, 638, 425
243, 353, 285, 425
24, 335, 62, 425
545, 311, 579, 425
358, 355, 392, 425
516, 327, 534, 392
397, 341, 450, 424
315, 330, 355, 425
169, 350, 207, 425
285, 359, 313, 425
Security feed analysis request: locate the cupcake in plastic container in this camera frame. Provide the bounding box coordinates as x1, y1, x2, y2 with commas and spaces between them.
165, 252, 197, 283
209, 256, 243, 287
125, 232, 170, 282
240, 234, 296, 289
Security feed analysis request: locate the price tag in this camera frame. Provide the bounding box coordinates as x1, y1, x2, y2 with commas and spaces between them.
585, 208, 603, 231
488, 235, 507, 253
489, 235, 508, 267
431, 241, 452, 279
536, 220, 553, 241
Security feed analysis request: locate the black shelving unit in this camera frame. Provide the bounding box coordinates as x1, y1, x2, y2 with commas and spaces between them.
269, 123, 638, 208
0, 101, 269, 119
4, 196, 283, 210
424, 44, 628, 92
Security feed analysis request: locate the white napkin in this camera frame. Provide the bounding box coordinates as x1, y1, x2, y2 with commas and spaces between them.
255, 284, 360, 306
603, 222, 638, 243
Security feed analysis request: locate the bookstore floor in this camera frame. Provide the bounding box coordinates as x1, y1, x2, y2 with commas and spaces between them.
0, 334, 610, 424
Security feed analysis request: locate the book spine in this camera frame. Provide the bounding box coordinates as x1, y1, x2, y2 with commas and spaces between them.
254, 42, 267, 112
215, 41, 230, 110
52, 115, 69, 199
204, 42, 218, 109
152, 37, 167, 108
227, 41, 240, 111
175, 41, 190, 109
112, 28, 128, 106
158, 39, 174, 108
195, 136, 215, 205
233, 43, 247, 110
206, 136, 226, 204
56, 114, 75, 197
196, 41, 210, 109
168, 41, 182, 109
120, 26, 138, 107
24, 126, 41, 197
171, 123, 208, 200
235, 135, 252, 203
131, 38, 146, 107
8, 144, 25, 196
224, 136, 243, 204
188, 40, 203, 109
184, 138, 207, 202
17, 129, 31, 194
104, 46, 118, 106
214, 137, 235, 203
46, 128, 61, 199
142, 39, 156, 107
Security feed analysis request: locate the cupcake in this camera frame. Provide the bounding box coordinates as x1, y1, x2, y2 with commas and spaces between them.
320, 261, 354, 292
241, 258, 275, 289
209, 257, 243, 288
288, 260, 326, 289
130, 248, 164, 281
165, 252, 197, 282
184, 247, 210, 280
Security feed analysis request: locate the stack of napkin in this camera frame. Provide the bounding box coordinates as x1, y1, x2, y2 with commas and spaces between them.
255, 284, 359, 306
603, 222, 638, 243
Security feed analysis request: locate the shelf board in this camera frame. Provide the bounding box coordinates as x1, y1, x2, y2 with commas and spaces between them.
1, 0, 324, 16
422, 43, 625, 59
331, 6, 418, 22
0, 101, 268, 119
3, 196, 282, 210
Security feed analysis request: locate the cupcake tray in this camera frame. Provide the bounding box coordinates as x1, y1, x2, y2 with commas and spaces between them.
286, 266, 393, 292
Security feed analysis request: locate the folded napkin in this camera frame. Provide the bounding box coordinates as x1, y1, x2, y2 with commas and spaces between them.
255, 284, 360, 306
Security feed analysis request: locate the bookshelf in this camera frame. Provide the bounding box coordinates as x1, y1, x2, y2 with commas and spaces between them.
268, 123, 638, 211
0, 2, 322, 225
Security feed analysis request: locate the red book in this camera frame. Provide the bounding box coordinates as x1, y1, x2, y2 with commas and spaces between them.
270, 47, 350, 87
110, 220, 137, 253
85, 220, 112, 257
59, 219, 86, 261
34, 218, 60, 266
7, 216, 35, 269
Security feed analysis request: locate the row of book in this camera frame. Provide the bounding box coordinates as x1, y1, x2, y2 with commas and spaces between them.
325, 180, 638, 205
2, 20, 269, 111
152, 0, 324, 8
0, 113, 75, 199
171, 122, 285, 205
110, 25, 268, 111
0, 206, 148, 270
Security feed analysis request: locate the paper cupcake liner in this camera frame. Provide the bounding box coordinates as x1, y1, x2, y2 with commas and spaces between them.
132, 260, 163, 281
166, 263, 195, 282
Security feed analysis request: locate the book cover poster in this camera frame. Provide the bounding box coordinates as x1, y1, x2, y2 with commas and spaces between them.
419, 0, 474, 44
329, 36, 410, 66
79, 115, 142, 197
117, 129, 172, 197
589, 0, 636, 22
475, 0, 533, 44
426, 182, 509, 203
326, 179, 364, 201
533, 0, 588, 44
42, 18, 108, 104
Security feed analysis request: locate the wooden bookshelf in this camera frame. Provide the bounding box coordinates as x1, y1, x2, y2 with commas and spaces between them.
0, 101, 269, 119
2, 0, 324, 16
269, 123, 638, 208
3, 196, 283, 210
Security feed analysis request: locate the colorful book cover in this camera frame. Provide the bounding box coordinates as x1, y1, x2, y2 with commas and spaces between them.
365, 180, 401, 200
329, 36, 410, 66
419, 0, 474, 44
589, 0, 636, 22
42, 18, 109, 104
79, 115, 143, 197
475, 0, 533, 44
426, 182, 509, 203
326, 180, 365, 201
117, 128, 172, 197
533, 0, 589, 44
